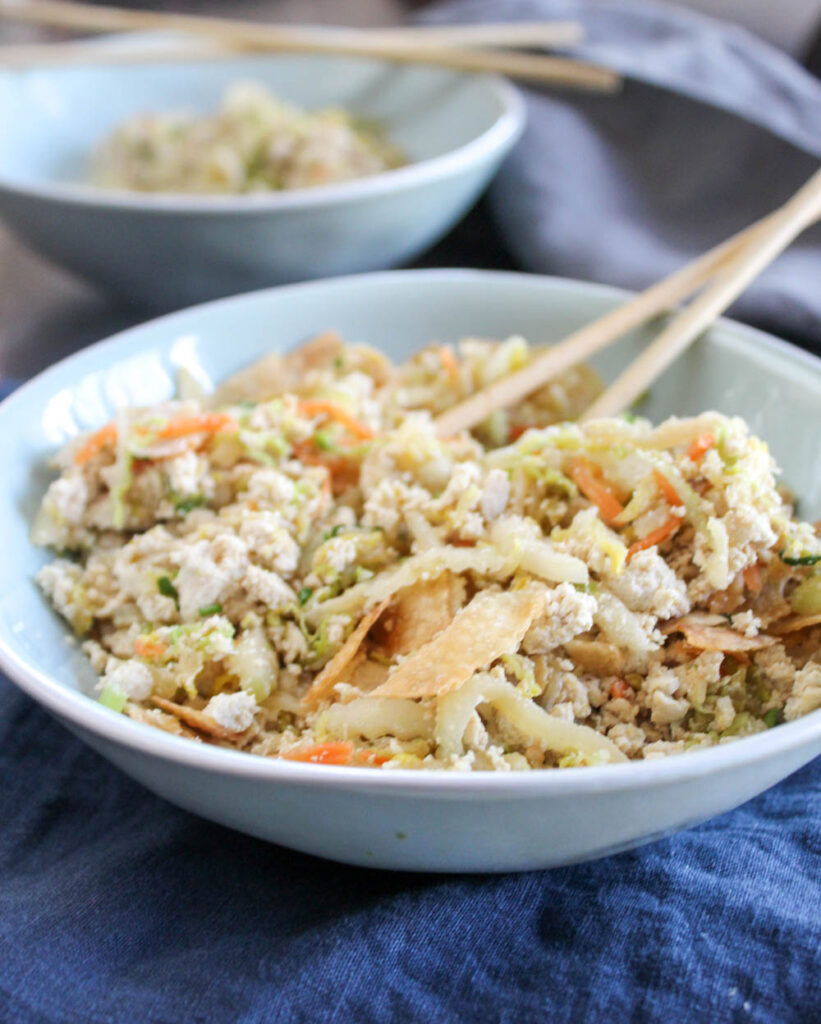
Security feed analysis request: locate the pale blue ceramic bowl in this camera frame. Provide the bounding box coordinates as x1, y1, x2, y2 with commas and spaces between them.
1, 270, 819, 872
0, 56, 523, 307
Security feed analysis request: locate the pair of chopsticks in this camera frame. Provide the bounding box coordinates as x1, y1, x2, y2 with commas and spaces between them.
0, 0, 620, 91
436, 165, 821, 436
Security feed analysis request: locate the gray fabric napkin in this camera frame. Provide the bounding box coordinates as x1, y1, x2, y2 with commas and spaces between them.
424, 0, 821, 349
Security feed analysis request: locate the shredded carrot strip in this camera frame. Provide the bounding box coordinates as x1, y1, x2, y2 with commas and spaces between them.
609, 679, 631, 700
134, 636, 168, 659
297, 400, 373, 441
743, 563, 763, 594
687, 433, 715, 462
652, 469, 683, 507
626, 516, 681, 562
280, 741, 354, 766
568, 459, 625, 524
292, 441, 358, 495
156, 412, 235, 441
355, 749, 392, 767
438, 346, 460, 382
74, 422, 117, 465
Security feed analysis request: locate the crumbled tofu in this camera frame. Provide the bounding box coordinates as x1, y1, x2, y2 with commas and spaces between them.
784, 664, 821, 721
101, 660, 154, 701
480, 468, 510, 521
206, 690, 258, 732
523, 582, 596, 653
713, 695, 736, 732
605, 549, 690, 620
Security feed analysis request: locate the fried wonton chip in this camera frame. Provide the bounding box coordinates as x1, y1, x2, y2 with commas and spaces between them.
126, 702, 202, 740
563, 639, 625, 676
371, 584, 545, 699
662, 613, 775, 652
151, 696, 254, 742
348, 653, 392, 693
374, 572, 466, 657
302, 599, 390, 708
770, 613, 821, 635
212, 331, 344, 405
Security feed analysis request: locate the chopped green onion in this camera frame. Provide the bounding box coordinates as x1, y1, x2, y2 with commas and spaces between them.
99, 685, 127, 713
198, 603, 223, 617
175, 494, 206, 514
323, 524, 345, 540
313, 430, 336, 452
333, 356, 344, 370
779, 550, 821, 566
763, 707, 781, 728
297, 587, 313, 606
158, 575, 179, 608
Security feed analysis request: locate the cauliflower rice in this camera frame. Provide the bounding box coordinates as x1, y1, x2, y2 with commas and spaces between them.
33, 330, 821, 770
92, 81, 404, 195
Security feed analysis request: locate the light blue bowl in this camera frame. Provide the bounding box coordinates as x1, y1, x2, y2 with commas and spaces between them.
1, 270, 819, 872
0, 56, 523, 307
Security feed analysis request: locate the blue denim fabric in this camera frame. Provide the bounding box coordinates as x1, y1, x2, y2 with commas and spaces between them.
0, 673, 818, 1024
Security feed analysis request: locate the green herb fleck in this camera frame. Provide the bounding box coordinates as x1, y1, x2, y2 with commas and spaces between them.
333, 356, 344, 370
175, 494, 206, 514
298, 587, 313, 606
779, 550, 821, 566
99, 685, 127, 713
198, 603, 223, 617
763, 707, 781, 729
158, 575, 179, 608
313, 430, 336, 452
323, 524, 345, 541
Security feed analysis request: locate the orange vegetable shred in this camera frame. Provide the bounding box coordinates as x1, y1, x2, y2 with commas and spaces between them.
626, 516, 681, 562
743, 563, 763, 594
134, 636, 168, 659
280, 741, 354, 766
438, 346, 460, 382
297, 400, 373, 441
156, 413, 236, 441
687, 433, 715, 463
609, 679, 631, 700
652, 469, 683, 507
568, 458, 625, 525
74, 422, 117, 465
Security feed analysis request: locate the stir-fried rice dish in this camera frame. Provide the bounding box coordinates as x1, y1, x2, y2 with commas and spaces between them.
33, 331, 821, 770
92, 81, 404, 194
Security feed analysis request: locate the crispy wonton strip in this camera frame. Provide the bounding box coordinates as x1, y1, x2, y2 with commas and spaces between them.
770, 613, 821, 634
375, 572, 465, 657
371, 584, 545, 699
663, 614, 775, 652
302, 600, 390, 708
151, 696, 250, 741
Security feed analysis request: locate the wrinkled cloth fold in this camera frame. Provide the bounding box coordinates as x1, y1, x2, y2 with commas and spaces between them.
425, 0, 821, 349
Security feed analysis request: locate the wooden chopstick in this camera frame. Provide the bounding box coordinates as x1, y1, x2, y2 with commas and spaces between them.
434, 215, 773, 437
0, 2, 616, 90
583, 166, 821, 419
361, 22, 586, 49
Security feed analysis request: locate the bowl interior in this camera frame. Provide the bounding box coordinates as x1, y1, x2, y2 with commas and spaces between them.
2, 270, 820, 711
0, 54, 511, 188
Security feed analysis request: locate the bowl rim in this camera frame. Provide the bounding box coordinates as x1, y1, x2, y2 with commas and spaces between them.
0, 59, 525, 213
1, 267, 819, 796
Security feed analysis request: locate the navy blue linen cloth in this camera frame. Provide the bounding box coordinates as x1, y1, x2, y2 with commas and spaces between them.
3, 4, 821, 1020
